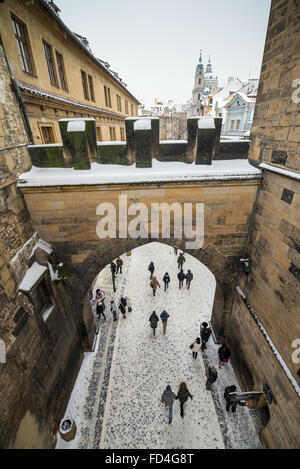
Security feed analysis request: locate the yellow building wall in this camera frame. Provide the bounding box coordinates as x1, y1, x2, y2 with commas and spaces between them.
0, 0, 138, 143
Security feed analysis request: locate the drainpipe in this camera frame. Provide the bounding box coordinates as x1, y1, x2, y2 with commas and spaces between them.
0, 35, 33, 143
228, 173, 263, 334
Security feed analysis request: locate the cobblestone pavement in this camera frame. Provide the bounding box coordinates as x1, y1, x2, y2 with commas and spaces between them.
56, 243, 261, 449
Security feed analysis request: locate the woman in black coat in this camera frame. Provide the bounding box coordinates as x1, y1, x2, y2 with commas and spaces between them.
175, 382, 193, 418
163, 272, 170, 291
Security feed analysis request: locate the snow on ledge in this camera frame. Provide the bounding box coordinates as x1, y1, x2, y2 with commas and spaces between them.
17, 159, 261, 188
237, 287, 300, 399
160, 140, 187, 144
259, 163, 300, 181
18, 262, 47, 292
98, 141, 126, 146
67, 120, 86, 132
134, 119, 151, 131
198, 116, 215, 129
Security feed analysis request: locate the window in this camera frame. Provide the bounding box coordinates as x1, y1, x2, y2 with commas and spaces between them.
81, 70, 89, 100
125, 100, 129, 114
56, 51, 68, 91
97, 126, 102, 141
131, 104, 134, 116
88, 75, 95, 102
230, 120, 235, 130
31, 278, 53, 320
39, 124, 56, 144
104, 86, 111, 107
198, 93, 201, 101
109, 127, 116, 141
43, 41, 58, 86
120, 127, 125, 140
116, 94, 122, 112
12, 16, 34, 74
236, 119, 241, 130
198, 78, 201, 84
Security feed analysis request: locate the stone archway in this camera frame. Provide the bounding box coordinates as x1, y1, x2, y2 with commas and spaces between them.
62, 236, 237, 350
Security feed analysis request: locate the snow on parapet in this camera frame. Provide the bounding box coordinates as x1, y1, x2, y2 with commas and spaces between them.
67, 120, 86, 132
18, 262, 47, 292
198, 116, 215, 129
134, 119, 151, 131
236, 287, 300, 399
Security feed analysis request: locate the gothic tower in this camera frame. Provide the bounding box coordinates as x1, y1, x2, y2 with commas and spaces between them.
190, 50, 205, 116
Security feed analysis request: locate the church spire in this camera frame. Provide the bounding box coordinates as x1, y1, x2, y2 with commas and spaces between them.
197, 50, 203, 71
206, 56, 213, 73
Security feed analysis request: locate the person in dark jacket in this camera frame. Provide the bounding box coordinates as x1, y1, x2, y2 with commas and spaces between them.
96, 298, 106, 320
160, 310, 169, 335
174, 247, 178, 255
205, 365, 218, 391
148, 261, 155, 279
224, 385, 237, 412
218, 344, 231, 368
185, 270, 193, 290
161, 385, 176, 424
119, 296, 127, 319
110, 261, 117, 277
177, 270, 186, 289
163, 272, 170, 291
149, 311, 159, 336
116, 257, 123, 274
175, 382, 193, 418
200, 322, 212, 350
177, 252, 186, 271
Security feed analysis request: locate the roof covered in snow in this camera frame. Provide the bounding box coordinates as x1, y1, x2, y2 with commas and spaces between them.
18, 262, 47, 292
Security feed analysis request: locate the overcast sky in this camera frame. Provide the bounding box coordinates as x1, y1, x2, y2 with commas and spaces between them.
55, 0, 271, 107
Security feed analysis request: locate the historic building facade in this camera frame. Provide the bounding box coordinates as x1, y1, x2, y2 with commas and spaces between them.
0, 0, 139, 145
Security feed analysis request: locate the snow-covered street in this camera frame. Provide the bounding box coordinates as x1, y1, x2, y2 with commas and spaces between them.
56, 242, 261, 449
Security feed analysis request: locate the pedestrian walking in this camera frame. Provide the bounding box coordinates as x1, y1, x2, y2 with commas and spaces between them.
96, 298, 106, 320
175, 382, 193, 418
177, 252, 186, 271
160, 310, 169, 335
150, 275, 160, 296
177, 270, 186, 289
205, 365, 218, 391
200, 322, 212, 350
116, 256, 123, 274
119, 296, 127, 319
110, 261, 117, 276
174, 247, 178, 255
110, 298, 117, 321
218, 344, 231, 368
148, 261, 155, 279
224, 385, 238, 413
161, 385, 176, 424
96, 289, 106, 310
149, 311, 159, 336
190, 337, 201, 359
163, 272, 170, 291
185, 270, 193, 290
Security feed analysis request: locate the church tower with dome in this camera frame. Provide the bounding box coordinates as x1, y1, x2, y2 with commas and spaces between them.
187, 52, 218, 117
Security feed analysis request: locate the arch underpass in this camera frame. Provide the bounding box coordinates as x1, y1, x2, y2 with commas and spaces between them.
19, 176, 261, 349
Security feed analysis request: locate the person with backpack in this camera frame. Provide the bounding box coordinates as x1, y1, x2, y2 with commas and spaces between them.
110, 261, 117, 277
175, 382, 193, 418
163, 272, 170, 291
177, 252, 186, 271
177, 270, 186, 289
161, 385, 176, 424
150, 276, 160, 296
185, 270, 193, 290
119, 296, 127, 319
190, 337, 201, 359
149, 311, 159, 336
116, 257, 123, 274
160, 310, 169, 335
96, 297, 106, 320
205, 365, 218, 391
110, 298, 117, 321
200, 322, 212, 350
218, 344, 231, 368
148, 261, 155, 279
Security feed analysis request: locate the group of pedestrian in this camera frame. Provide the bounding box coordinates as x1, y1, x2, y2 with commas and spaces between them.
161, 382, 193, 423
148, 260, 194, 296
149, 310, 169, 336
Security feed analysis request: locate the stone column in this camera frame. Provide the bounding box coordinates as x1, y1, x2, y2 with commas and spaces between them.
186, 117, 198, 163
195, 116, 217, 165
133, 118, 152, 168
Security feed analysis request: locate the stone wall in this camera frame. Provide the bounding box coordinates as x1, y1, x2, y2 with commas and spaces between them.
230, 0, 300, 449
0, 41, 87, 449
